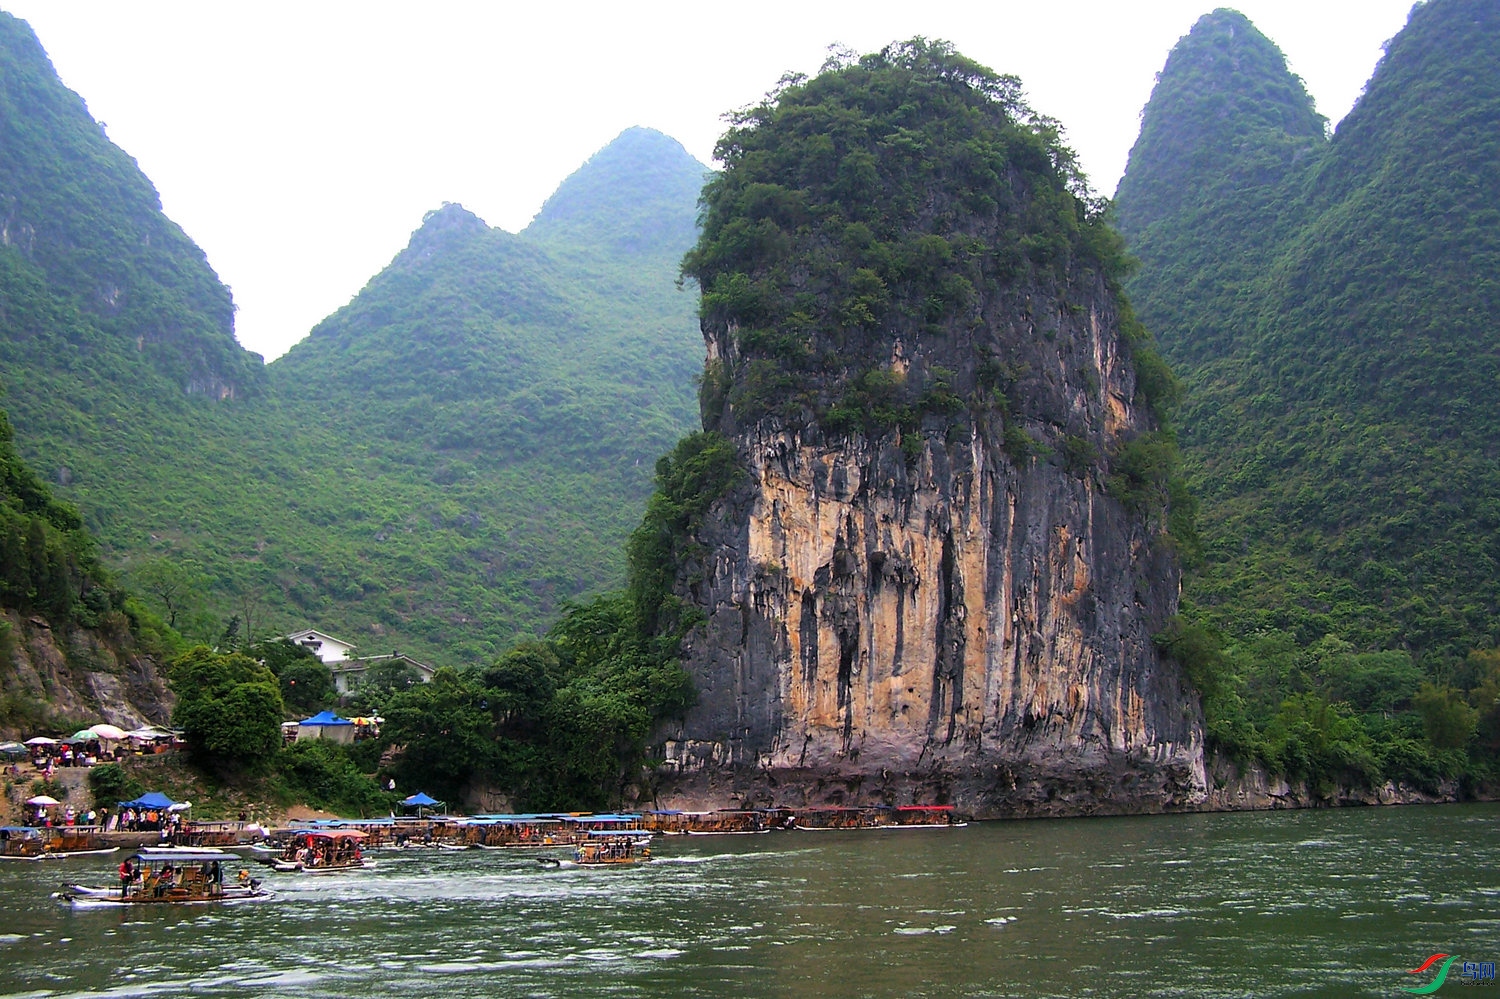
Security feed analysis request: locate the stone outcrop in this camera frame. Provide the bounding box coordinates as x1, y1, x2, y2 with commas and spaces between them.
654, 292, 1207, 818
0, 610, 172, 737
1199, 757, 1470, 811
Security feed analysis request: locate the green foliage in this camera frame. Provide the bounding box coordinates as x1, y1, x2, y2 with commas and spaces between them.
272, 658, 336, 718
341, 658, 424, 716
379, 592, 693, 811
167, 646, 285, 776
1470, 651, 1500, 757
1154, 616, 1228, 703
28, 776, 66, 801
272, 740, 393, 817
626, 432, 743, 636
1412, 683, 1478, 750
1262, 693, 1380, 793
1159, 621, 1476, 789
380, 667, 501, 805
87, 762, 144, 811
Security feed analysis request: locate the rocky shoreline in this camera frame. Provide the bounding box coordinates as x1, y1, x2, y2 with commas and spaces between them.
644, 753, 1492, 820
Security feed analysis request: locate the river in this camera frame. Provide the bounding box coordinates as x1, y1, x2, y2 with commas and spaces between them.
0, 802, 1495, 997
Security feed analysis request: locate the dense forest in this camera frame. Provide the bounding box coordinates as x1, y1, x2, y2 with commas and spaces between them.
1116, 1, 1500, 790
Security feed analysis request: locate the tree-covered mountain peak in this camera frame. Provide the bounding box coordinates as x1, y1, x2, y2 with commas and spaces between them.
1313, 0, 1499, 200
1113, 8, 1328, 364
1114, 8, 1325, 236
402, 202, 491, 263
522, 126, 707, 258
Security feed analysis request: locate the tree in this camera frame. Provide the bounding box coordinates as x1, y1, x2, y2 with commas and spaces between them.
1469, 651, 1500, 756
249, 638, 336, 717
479, 642, 559, 734
380, 667, 496, 804
130, 556, 208, 631
1413, 682, 1478, 750
168, 646, 285, 775
87, 762, 144, 811
345, 658, 423, 714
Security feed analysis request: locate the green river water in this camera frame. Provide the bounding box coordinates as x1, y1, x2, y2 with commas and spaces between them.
0, 802, 1495, 997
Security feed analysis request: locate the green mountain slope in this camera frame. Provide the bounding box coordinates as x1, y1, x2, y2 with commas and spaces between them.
0, 11, 261, 398
266, 130, 706, 659
1115, 2, 1500, 782
1118, 0, 1500, 660
1, 11, 708, 672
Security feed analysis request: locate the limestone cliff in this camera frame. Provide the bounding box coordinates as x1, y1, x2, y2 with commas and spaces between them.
1, 610, 172, 738
652, 41, 1205, 817
655, 302, 1206, 817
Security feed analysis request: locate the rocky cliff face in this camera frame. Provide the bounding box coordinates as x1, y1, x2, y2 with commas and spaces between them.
652, 42, 1205, 818
655, 289, 1206, 817
1, 610, 172, 738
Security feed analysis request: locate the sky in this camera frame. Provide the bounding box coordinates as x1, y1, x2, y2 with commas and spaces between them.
5, 1, 1417, 362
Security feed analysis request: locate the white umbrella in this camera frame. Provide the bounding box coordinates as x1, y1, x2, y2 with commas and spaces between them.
167, 801, 192, 812
89, 724, 128, 741
24, 736, 56, 746
25, 795, 61, 806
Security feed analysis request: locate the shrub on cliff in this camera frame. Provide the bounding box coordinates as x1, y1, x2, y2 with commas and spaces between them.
626, 431, 743, 636
87, 763, 144, 812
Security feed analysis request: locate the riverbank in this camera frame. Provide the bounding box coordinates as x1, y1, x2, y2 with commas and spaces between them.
642, 752, 1496, 820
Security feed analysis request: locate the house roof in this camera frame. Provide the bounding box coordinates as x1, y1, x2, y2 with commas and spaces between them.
329, 653, 435, 675
286, 629, 356, 649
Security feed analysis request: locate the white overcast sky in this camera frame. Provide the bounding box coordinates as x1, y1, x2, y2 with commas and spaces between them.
5, 1, 1416, 361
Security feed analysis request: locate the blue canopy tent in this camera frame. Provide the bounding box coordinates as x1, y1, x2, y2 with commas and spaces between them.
297, 710, 356, 744
300, 711, 354, 726
119, 791, 178, 810
400, 792, 444, 818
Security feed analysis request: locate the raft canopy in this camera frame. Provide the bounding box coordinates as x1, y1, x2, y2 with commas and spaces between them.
132, 847, 236, 864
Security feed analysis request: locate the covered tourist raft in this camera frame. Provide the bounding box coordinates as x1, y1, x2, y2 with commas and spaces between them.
59, 848, 272, 907
274, 829, 369, 872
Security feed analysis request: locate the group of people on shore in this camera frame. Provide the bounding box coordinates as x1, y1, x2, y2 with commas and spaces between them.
28, 804, 100, 827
